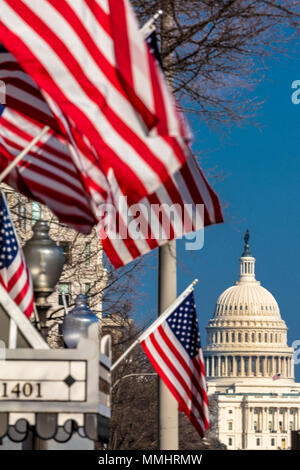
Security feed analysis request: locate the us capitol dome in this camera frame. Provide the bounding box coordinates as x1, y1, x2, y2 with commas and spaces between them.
203, 231, 300, 450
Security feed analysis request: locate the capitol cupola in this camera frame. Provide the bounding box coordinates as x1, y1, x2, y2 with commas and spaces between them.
239, 230, 257, 283
203, 231, 295, 383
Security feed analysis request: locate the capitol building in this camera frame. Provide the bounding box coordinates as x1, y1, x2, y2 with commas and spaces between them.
203, 231, 300, 450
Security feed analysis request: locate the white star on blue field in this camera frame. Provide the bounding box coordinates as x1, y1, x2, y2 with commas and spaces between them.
0, 197, 19, 269
167, 292, 201, 359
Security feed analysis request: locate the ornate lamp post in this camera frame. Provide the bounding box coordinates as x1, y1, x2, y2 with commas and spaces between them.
63, 294, 99, 349
23, 220, 64, 340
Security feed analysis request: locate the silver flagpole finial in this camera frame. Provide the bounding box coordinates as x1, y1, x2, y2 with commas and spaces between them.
140, 10, 164, 36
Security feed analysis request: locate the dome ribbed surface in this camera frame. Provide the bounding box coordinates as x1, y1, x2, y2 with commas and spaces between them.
214, 283, 281, 318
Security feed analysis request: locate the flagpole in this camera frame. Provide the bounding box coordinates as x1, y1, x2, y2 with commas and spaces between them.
140, 9, 163, 36
158, 3, 178, 450
158, 241, 178, 450
111, 279, 197, 372
0, 125, 50, 183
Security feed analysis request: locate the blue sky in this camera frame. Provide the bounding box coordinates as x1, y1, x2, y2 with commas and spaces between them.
132, 42, 300, 381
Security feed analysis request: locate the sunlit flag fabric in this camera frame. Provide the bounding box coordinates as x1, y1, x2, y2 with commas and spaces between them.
0, 38, 223, 268
102, 155, 223, 268
100, 28, 223, 266
0, 106, 98, 234
0, 2, 223, 269
0, 0, 192, 204
140, 290, 209, 437
0, 193, 34, 318
0, 43, 109, 232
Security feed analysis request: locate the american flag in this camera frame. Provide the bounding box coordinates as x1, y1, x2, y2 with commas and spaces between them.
0, 193, 34, 318
140, 290, 209, 437
0, 106, 98, 234
0, 0, 191, 204
0, 38, 223, 268
102, 154, 223, 268
99, 27, 223, 266
272, 373, 281, 381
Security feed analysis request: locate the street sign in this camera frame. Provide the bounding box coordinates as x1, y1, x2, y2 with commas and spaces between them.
0, 359, 87, 402
0, 324, 100, 414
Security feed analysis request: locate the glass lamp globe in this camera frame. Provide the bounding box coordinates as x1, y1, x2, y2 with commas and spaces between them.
62, 294, 99, 348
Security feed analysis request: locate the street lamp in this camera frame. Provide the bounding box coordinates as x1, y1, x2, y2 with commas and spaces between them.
23, 220, 64, 339
62, 294, 99, 349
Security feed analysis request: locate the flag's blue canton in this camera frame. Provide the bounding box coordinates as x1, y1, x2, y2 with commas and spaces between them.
0, 196, 19, 269
0, 45, 6, 118
146, 31, 163, 68
167, 291, 201, 359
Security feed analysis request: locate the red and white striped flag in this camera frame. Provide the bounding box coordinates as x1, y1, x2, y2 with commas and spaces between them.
272, 373, 281, 381
0, 192, 34, 317
0, 43, 112, 231
0, 104, 223, 268
0, 106, 98, 234
140, 288, 209, 437
0, 39, 223, 268
0, 0, 191, 203
101, 155, 223, 268
0, 2, 223, 269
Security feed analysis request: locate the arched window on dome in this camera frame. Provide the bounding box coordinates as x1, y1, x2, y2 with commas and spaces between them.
234, 305, 237, 311
240, 305, 242, 310
252, 332, 255, 342
275, 333, 278, 342
244, 357, 249, 374
245, 305, 248, 311
238, 332, 242, 342
226, 332, 229, 343
252, 357, 256, 376
236, 356, 241, 375
232, 332, 235, 342
228, 356, 233, 375
258, 333, 262, 342
245, 333, 249, 342
259, 357, 264, 374
265, 333, 268, 343
270, 333, 273, 343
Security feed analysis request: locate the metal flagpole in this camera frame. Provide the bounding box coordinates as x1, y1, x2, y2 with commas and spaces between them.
139, 9, 179, 447
140, 9, 163, 36
158, 241, 178, 449
111, 279, 198, 372
0, 125, 50, 183
158, 2, 178, 450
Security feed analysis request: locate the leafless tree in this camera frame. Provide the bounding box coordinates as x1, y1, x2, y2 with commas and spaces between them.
2, 186, 145, 348
133, 0, 300, 127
